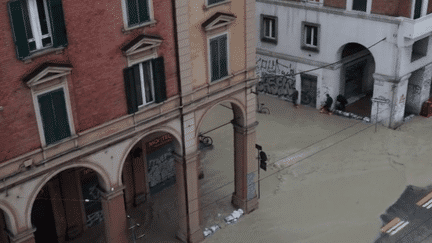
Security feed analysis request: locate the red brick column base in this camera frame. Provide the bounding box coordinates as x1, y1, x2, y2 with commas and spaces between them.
174, 152, 204, 243
102, 186, 128, 243
231, 121, 260, 214
232, 193, 259, 214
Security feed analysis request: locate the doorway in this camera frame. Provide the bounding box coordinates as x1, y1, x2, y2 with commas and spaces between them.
300, 74, 317, 107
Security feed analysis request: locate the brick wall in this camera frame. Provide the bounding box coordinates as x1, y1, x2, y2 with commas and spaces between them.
371, 0, 411, 17
428, 0, 432, 14
397, 0, 412, 18
324, 0, 346, 9
371, 0, 400, 16
0, 0, 178, 162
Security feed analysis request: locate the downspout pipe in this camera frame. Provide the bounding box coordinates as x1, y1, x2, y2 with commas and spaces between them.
171, 0, 190, 241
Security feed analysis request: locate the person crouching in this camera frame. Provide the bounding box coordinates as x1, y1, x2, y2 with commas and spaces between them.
320, 94, 333, 115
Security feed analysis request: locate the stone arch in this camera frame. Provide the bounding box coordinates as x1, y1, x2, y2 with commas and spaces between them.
336, 42, 377, 62
196, 97, 246, 137
335, 42, 377, 117
26, 161, 111, 229
117, 125, 183, 186
0, 199, 18, 235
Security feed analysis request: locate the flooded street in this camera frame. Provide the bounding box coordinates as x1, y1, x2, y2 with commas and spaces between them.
200, 94, 432, 243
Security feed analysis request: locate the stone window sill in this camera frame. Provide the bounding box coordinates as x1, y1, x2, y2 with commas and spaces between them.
122, 20, 157, 34
23, 47, 66, 64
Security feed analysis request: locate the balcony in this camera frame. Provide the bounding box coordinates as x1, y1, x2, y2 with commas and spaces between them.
402, 13, 432, 39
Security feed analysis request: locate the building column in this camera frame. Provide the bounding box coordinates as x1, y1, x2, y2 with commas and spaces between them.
231, 120, 259, 214
174, 152, 203, 243
372, 73, 411, 128
132, 148, 147, 206
101, 186, 128, 243
9, 228, 36, 243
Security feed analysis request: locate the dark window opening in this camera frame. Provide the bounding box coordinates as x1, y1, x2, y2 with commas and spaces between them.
352, 0, 367, 12
411, 36, 429, 62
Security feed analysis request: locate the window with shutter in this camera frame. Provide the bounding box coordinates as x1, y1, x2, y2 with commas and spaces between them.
209, 34, 228, 82
7, 0, 67, 60
123, 57, 166, 113
37, 88, 71, 145
126, 0, 150, 27
208, 0, 225, 5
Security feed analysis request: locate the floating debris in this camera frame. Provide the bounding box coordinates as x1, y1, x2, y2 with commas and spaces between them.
203, 224, 221, 237
224, 209, 244, 225
403, 114, 415, 123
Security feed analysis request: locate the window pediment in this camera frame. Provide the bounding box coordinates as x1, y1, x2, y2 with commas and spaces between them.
121, 35, 163, 56
24, 63, 73, 88
202, 12, 236, 32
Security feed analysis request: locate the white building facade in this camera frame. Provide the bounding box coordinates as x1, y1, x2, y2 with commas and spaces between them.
256, 0, 432, 128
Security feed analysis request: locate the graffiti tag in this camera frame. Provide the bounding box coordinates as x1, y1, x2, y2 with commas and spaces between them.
86, 210, 104, 228
148, 149, 175, 188
399, 94, 406, 104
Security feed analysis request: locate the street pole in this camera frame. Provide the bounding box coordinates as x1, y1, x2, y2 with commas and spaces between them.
375, 102, 379, 133
258, 149, 260, 199
255, 144, 262, 199
371, 97, 390, 133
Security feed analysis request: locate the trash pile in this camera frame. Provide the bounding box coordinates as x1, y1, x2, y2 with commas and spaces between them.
203, 209, 244, 238
224, 209, 244, 225
333, 110, 370, 122
403, 114, 415, 123
203, 224, 221, 237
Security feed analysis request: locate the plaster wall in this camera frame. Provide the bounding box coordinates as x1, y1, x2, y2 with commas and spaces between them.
391, 75, 410, 127
256, 1, 399, 76
398, 35, 432, 77
188, 1, 247, 90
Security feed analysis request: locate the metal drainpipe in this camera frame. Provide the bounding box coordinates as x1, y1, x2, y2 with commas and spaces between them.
171, 0, 190, 241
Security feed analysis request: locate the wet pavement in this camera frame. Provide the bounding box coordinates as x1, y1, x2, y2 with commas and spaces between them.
70, 93, 432, 242
201, 94, 432, 243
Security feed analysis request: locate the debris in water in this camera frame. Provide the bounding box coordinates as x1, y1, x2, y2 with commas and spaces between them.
203, 224, 221, 237
224, 209, 244, 224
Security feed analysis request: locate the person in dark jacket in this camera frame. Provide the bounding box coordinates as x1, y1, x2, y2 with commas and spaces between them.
336, 95, 348, 111
320, 94, 333, 115
292, 89, 299, 108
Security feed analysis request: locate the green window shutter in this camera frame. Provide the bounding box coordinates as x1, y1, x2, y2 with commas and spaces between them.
38, 91, 56, 145
152, 57, 167, 103
208, 0, 225, 5
127, 0, 139, 26
219, 35, 228, 78
123, 65, 140, 114
210, 38, 219, 81
51, 89, 71, 141
48, 0, 68, 48
8, 0, 30, 60
138, 0, 149, 23
38, 89, 71, 145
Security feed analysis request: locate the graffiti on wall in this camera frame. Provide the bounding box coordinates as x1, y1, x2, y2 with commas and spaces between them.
86, 210, 104, 228
409, 84, 422, 95
146, 134, 176, 195
256, 56, 297, 99
147, 149, 175, 188
399, 94, 406, 104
